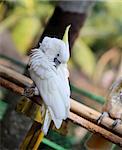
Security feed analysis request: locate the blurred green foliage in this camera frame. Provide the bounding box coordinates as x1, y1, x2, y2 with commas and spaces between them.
71, 1, 122, 77
0, 99, 8, 120
0, 0, 122, 76
0, 0, 54, 53
72, 38, 96, 76
81, 1, 122, 52
0, 1, 122, 77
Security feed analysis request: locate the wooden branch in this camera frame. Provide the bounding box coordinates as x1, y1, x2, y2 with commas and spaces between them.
0, 77, 24, 95
0, 65, 122, 136
0, 65, 33, 88
69, 112, 122, 147
0, 65, 122, 146
71, 99, 122, 136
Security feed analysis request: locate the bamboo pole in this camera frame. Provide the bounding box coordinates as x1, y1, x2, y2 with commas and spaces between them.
0, 65, 33, 88
0, 77, 24, 95
0, 65, 122, 146
0, 65, 122, 136
71, 99, 122, 136
69, 112, 122, 146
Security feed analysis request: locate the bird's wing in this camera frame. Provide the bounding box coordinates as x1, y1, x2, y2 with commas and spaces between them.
57, 64, 70, 110
29, 50, 70, 129
30, 70, 69, 128
29, 48, 56, 79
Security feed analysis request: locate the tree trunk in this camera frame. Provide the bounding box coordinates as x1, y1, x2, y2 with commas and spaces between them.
36, 1, 94, 54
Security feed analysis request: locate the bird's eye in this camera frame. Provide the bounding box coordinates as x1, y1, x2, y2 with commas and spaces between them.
57, 54, 59, 56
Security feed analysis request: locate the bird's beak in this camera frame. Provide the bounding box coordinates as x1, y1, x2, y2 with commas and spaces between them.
54, 57, 61, 68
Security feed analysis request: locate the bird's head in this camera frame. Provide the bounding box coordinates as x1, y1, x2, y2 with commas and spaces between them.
40, 25, 70, 67
57, 25, 71, 64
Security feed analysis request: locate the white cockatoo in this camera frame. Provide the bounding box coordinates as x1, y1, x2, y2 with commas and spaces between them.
29, 26, 71, 135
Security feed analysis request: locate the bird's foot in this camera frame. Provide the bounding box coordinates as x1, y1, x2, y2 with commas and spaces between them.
34, 87, 40, 95
23, 87, 39, 98
112, 119, 121, 129
97, 112, 109, 124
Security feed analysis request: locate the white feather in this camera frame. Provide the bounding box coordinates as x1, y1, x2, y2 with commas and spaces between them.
29, 37, 70, 135
42, 109, 52, 135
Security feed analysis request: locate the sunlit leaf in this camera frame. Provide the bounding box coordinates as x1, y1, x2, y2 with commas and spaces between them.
0, 14, 21, 33
72, 38, 96, 76
11, 17, 40, 54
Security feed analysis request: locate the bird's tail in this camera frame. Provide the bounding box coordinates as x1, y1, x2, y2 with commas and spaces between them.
85, 134, 113, 150
42, 109, 52, 135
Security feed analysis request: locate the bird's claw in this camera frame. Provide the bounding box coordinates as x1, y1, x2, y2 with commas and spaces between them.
34, 87, 39, 95
97, 112, 109, 124
112, 119, 121, 128
22, 87, 35, 98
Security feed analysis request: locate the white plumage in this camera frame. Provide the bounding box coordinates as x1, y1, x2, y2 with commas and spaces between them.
29, 36, 70, 135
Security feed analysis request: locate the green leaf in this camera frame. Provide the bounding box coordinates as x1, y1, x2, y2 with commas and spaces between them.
11, 17, 40, 54
72, 38, 96, 76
